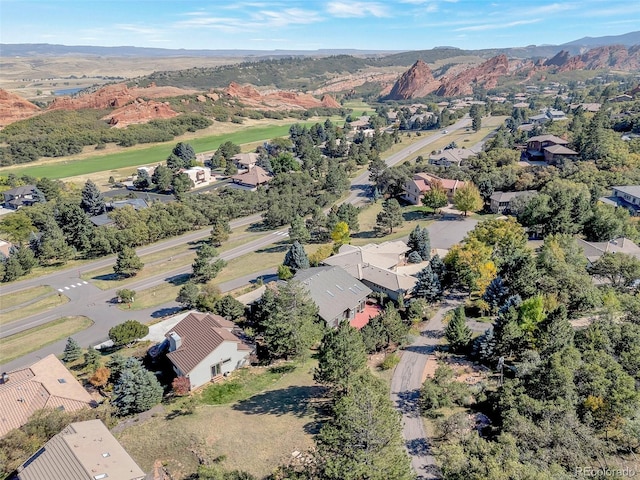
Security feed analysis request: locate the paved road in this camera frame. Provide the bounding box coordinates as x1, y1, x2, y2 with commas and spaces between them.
0, 118, 474, 371
390, 293, 466, 479
345, 116, 471, 206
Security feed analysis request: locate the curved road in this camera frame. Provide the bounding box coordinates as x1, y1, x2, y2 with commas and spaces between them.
0, 118, 472, 371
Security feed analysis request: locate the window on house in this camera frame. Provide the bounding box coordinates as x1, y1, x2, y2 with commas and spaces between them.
223, 358, 232, 364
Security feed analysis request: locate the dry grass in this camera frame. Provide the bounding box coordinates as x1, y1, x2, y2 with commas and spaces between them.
122, 282, 185, 311
0, 285, 54, 311
0, 316, 93, 364
0, 293, 69, 326
116, 359, 323, 479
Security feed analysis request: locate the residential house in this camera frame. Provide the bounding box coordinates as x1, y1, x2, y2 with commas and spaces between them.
611, 94, 633, 103
322, 241, 416, 301
489, 190, 537, 214
17, 419, 145, 480
2, 185, 38, 210
576, 237, 640, 265
230, 166, 272, 191
183, 166, 211, 186
403, 173, 465, 205
542, 144, 579, 165
429, 148, 477, 167
232, 152, 259, 171
525, 134, 577, 164
165, 311, 252, 390
136, 165, 157, 177
528, 108, 567, 125
89, 198, 149, 227
349, 116, 370, 130
0, 354, 96, 438
0, 239, 13, 259
292, 266, 372, 328
600, 185, 640, 216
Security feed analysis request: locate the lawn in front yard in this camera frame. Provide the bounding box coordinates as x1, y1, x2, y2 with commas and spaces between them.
351, 201, 434, 245
116, 359, 324, 479
0, 316, 93, 364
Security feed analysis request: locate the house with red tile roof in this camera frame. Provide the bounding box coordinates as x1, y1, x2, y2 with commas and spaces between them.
165, 312, 253, 391
402, 172, 465, 205
0, 355, 96, 438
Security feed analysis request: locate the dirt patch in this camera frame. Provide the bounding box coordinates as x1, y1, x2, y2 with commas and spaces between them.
424, 354, 490, 385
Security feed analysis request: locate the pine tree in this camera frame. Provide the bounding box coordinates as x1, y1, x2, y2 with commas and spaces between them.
191, 244, 225, 282
412, 264, 442, 303
283, 240, 310, 272
32, 218, 76, 265
537, 305, 574, 357
2, 253, 24, 282
114, 247, 144, 277
133, 169, 152, 190
210, 218, 230, 246
112, 363, 163, 415
108, 320, 149, 346
317, 372, 413, 480
315, 321, 367, 391
62, 337, 82, 363
80, 180, 106, 215
445, 306, 472, 353
262, 281, 321, 360
177, 281, 200, 309
32, 187, 47, 203
482, 276, 509, 313
407, 225, 431, 260
288, 215, 311, 244
429, 254, 447, 282
152, 164, 173, 191
84, 347, 101, 371
172, 142, 196, 166
376, 198, 403, 234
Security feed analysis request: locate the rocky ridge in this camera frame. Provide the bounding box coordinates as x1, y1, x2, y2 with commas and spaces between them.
0, 89, 41, 127
387, 60, 440, 100
102, 99, 179, 128
223, 82, 340, 110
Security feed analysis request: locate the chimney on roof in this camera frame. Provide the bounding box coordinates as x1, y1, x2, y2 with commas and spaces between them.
168, 332, 182, 351
1, 373, 8, 384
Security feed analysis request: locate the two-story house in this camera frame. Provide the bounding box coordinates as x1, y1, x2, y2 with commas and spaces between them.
403, 173, 465, 205
600, 185, 640, 216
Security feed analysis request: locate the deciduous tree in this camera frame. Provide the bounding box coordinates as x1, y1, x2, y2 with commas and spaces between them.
108, 320, 149, 347
453, 183, 483, 216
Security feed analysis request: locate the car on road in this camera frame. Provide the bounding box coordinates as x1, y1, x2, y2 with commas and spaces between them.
441, 129, 448, 133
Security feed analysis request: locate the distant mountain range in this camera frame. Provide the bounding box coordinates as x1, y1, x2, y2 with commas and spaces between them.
1, 31, 638, 58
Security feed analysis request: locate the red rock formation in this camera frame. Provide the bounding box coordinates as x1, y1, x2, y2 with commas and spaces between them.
550, 45, 640, 72
102, 100, 179, 128
223, 83, 340, 111
387, 60, 440, 100
0, 89, 41, 128
436, 55, 509, 97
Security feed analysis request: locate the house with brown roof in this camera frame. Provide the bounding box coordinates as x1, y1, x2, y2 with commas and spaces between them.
0, 354, 96, 438
525, 134, 577, 164
402, 173, 465, 205
231, 152, 259, 171
165, 312, 252, 391
17, 419, 145, 480
230, 165, 272, 190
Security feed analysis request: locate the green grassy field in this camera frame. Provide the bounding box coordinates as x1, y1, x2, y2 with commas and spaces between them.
0, 316, 93, 364
1, 120, 340, 180
0, 285, 54, 311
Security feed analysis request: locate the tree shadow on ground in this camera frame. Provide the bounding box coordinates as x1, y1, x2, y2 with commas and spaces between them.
247, 222, 272, 233
232, 385, 326, 418
166, 273, 191, 286
394, 389, 421, 417
403, 344, 435, 355
151, 306, 183, 318
255, 243, 288, 254
406, 437, 431, 457
403, 210, 433, 222
352, 229, 380, 240
91, 273, 120, 282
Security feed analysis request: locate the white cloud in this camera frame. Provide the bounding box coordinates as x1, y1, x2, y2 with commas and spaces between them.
326, 1, 389, 18
455, 18, 541, 32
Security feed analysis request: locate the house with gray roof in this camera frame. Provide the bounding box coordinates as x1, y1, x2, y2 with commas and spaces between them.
429, 148, 477, 167
490, 190, 537, 214
600, 185, 640, 216
17, 419, 145, 480
576, 237, 640, 265
165, 311, 252, 390
293, 266, 372, 328
2, 185, 38, 210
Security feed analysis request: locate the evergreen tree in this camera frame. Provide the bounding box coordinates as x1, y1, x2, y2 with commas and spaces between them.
262, 281, 321, 359
407, 251, 422, 263
14, 245, 36, 273
445, 306, 472, 353
84, 347, 101, 371
114, 247, 144, 277
172, 142, 196, 166
210, 217, 231, 246
108, 320, 149, 347
112, 363, 163, 416
177, 281, 200, 309
474, 328, 497, 363
537, 305, 574, 357
2, 253, 24, 282
482, 276, 509, 313
283, 240, 310, 272
56, 203, 94, 252
407, 225, 431, 260
133, 169, 152, 190
315, 321, 367, 391
412, 264, 442, 303
317, 372, 413, 480
191, 244, 226, 282
376, 198, 403, 234
429, 254, 447, 282
288, 215, 311, 244
80, 180, 106, 215
32, 218, 76, 265
32, 187, 47, 204
152, 164, 173, 191
172, 172, 193, 198
62, 337, 82, 363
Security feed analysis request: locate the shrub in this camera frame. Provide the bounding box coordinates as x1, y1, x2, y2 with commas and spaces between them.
379, 353, 400, 370
108, 320, 149, 347
89, 367, 111, 388
172, 376, 191, 396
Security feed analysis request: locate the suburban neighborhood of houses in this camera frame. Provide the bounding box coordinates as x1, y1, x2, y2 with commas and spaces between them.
2, 31, 640, 480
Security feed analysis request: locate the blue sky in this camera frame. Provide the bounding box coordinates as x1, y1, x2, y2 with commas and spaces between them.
1, 0, 638, 51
